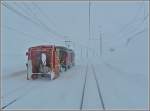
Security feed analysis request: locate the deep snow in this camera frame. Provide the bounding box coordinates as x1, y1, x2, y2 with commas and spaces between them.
1, 1, 149, 110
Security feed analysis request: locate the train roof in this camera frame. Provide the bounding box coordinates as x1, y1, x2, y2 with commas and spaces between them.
57, 46, 74, 51
56, 46, 68, 49
28, 45, 74, 53
28, 45, 55, 50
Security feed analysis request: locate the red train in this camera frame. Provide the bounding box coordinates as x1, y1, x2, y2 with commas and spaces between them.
26, 45, 75, 80
56, 46, 75, 71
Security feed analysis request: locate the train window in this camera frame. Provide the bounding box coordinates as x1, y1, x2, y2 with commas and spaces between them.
41, 53, 46, 66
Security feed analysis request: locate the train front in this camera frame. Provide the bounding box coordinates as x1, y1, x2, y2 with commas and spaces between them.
26, 45, 60, 80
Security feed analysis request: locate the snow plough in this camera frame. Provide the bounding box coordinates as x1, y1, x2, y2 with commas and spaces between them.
26, 45, 75, 80
26, 45, 60, 80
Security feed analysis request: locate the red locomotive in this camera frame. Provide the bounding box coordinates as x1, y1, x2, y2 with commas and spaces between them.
26, 45, 75, 80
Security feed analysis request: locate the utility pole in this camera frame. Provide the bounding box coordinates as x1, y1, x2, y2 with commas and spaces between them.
99, 25, 102, 57
86, 47, 88, 58
64, 40, 72, 49
64, 36, 72, 49
81, 47, 82, 58
89, 0, 91, 40
100, 32, 102, 57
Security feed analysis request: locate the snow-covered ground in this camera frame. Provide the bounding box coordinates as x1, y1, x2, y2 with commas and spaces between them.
2, 64, 86, 109
2, 60, 148, 110
1, 1, 149, 110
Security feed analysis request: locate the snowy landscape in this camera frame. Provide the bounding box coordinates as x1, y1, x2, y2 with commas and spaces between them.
1, 1, 149, 110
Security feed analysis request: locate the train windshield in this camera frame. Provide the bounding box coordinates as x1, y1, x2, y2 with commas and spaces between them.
31, 50, 51, 73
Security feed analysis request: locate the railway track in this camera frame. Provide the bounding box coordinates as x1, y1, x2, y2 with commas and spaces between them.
2, 99, 17, 109
91, 64, 105, 110
1, 65, 82, 109
80, 64, 105, 110
1, 75, 48, 109
1, 83, 38, 109
80, 64, 88, 110
2, 64, 105, 109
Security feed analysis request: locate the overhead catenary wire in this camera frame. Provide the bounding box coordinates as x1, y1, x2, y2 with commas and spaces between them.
108, 27, 148, 51
31, 2, 57, 28
28, 2, 85, 47
113, 2, 145, 39
106, 14, 148, 50
2, 2, 52, 38
126, 27, 147, 46
2, 2, 41, 27
4, 1, 147, 58
2, 2, 64, 40
2, 2, 98, 55
19, 2, 65, 39
117, 14, 148, 40
5, 25, 50, 43
104, 1, 147, 46
13, 2, 33, 19
86, 1, 148, 55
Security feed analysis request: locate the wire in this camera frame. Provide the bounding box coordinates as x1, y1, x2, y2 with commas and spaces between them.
13, 2, 57, 39
19, 2, 65, 39
119, 14, 148, 39
5, 25, 49, 43
105, 1, 146, 45
126, 28, 147, 46
105, 14, 148, 47
2, 2, 64, 40
115, 2, 144, 37
31, 2, 57, 28
13, 2, 33, 19
2, 2, 40, 27
6, 2, 96, 52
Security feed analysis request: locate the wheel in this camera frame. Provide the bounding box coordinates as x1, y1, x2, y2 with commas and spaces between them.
31, 74, 38, 80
